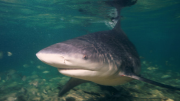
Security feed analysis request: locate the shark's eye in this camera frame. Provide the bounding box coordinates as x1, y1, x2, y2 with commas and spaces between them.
83, 55, 88, 60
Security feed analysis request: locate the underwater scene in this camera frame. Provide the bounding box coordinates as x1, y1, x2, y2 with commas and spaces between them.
0, 0, 180, 101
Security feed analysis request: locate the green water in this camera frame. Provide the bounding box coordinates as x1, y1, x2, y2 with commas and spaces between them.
0, 0, 180, 101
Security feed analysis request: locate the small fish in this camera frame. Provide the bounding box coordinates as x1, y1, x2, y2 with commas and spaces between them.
7, 51, 12, 56
23, 64, 29, 68
42, 71, 50, 73
29, 81, 38, 87
0, 51, 3, 59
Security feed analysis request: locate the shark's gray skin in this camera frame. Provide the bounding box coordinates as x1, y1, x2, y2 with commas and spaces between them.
36, 0, 180, 97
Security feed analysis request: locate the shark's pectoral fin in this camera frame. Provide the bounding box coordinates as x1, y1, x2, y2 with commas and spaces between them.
98, 85, 119, 94
58, 77, 88, 97
129, 75, 180, 91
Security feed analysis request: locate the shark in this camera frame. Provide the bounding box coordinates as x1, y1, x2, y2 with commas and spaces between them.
36, 0, 180, 97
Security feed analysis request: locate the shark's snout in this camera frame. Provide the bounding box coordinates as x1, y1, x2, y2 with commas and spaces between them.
36, 51, 47, 62
36, 51, 44, 61
36, 50, 65, 67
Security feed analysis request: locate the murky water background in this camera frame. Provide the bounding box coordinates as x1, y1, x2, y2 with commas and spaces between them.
0, 0, 180, 101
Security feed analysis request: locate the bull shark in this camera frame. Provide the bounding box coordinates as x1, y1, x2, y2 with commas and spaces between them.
36, 0, 180, 97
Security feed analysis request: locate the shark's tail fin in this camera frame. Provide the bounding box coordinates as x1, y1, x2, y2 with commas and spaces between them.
129, 75, 180, 91
105, 0, 138, 32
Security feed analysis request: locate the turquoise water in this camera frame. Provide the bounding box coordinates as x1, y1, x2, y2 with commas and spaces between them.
0, 0, 180, 101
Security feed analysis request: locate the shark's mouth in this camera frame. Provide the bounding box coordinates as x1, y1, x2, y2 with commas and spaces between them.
58, 68, 82, 70
58, 68, 94, 71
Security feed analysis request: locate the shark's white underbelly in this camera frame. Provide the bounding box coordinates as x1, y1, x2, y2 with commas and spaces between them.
82, 76, 133, 86
58, 69, 134, 86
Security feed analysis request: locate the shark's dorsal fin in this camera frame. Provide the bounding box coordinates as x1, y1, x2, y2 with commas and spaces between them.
106, 0, 137, 32
112, 2, 122, 32
128, 74, 180, 91
113, 16, 121, 32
